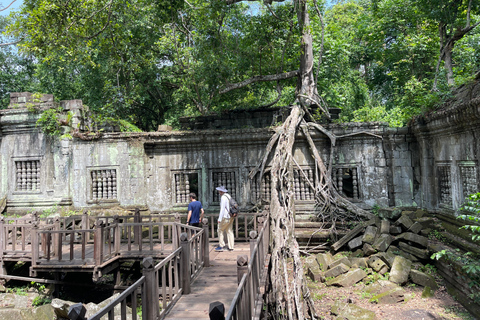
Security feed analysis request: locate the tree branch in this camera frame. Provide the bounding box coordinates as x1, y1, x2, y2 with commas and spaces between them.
0, 0, 16, 12
0, 38, 22, 46
219, 70, 299, 94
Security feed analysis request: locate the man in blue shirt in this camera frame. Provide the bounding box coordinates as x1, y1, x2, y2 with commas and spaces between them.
187, 193, 204, 227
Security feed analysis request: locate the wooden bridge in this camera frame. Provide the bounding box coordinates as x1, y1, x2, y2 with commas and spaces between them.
0, 209, 271, 320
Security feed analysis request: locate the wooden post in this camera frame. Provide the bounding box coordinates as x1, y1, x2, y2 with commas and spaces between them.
202, 218, 210, 267
54, 217, 60, 258
94, 220, 105, 266
134, 208, 141, 246
29, 221, 39, 277
180, 232, 191, 294
142, 257, 159, 320
114, 215, 120, 254
237, 255, 248, 285
0, 217, 4, 258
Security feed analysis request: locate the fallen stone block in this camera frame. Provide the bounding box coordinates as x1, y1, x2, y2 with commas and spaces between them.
328, 268, 367, 287
402, 211, 416, 219
315, 252, 333, 271
371, 286, 405, 304
307, 264, 324, 283
380, 220, 390, 234
329, 256, 352, 269
396, 215, 414, 230
363, 243, 377, 256
409, 269, 438, 290
408, 222, 423, 234
350, 257, 368, 269
396, 232, 428, 247
416, 217, 435, 229
398, 242, 429, 259
352, 249, 364, 257
362, 226, 378, 244
331, 301, 377, 320
367, 256, 389, 273
332, 220, 374, 251
422, 286, 434, 298
373, 234, 392, 252
390, 256, 412, 285
348, 235, 364, 250
372, 252, 394, 268
414, 209, 426, 219
325, 263, 350, 278
378, 208, 402, 220
389, 226, 402, 235
420, 228, 432, 237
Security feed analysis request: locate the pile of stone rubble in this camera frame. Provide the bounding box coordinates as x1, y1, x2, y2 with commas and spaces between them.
304, 208, 439, 303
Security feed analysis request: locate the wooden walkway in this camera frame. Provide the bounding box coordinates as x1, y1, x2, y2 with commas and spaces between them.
165, 242, 251, 319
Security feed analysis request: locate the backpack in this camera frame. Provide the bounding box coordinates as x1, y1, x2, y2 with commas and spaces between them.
226, 194, 239, 218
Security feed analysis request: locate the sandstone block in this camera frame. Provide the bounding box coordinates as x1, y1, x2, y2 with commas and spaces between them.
389, 226, 402, 234
362, 226, 378, 244
378, 208, 402, 220
368, 256, 389, 273
390, 256, 412, 285
315, 252, 333, 271
398, 242, 429, 259
422, 286, 434, 298
396, 215, 414, 230
348, 235, 364, 250
409, 270, 438, 290
371, 286, 405, 304
329, 256, 352, 269
307, 264, 324, 283
396, 232, 428, 247
408, 222, 423, 234
363, 243, 377, 256
325, 263, 350, 278
350, 257, 368, 269
328, 268, 367, 287
381, 220, 390, 234
373, 234, 392, 252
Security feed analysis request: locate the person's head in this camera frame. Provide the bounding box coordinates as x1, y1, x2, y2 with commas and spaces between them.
215, 186, 228, 196
189, 193, 197, 201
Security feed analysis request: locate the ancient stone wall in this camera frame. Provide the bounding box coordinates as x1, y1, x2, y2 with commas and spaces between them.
3, 90, 480, 215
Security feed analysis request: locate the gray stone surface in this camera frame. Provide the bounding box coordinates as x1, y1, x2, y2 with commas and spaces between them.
367, 256, 389, 273
366, 280, 405, 304
331, 301, 377, 320
315, 252, 333, 271
377, 208, 402, 220
372, 234, 392, 252
363, 243, 377, 256
396, 215, 414, 230
380, 220, 390, 234
390, 256, 412, 285
348, 235, 364, 250
396, 232, 429, 247
327, 268, 367, 287
350, 257, 368, 269
410, 270, 438, 290
325, 263, 350, 278
329, 257, 352, 269
398, 242, 429, 259
408, 222, 423, 234
362, 226, 378, 244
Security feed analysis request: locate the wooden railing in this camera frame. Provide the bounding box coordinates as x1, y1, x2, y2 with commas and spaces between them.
226, 213, 270, 320
87, 223, 209, 320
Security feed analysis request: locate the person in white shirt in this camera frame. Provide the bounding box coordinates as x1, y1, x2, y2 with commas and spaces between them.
215, 186, 234, 251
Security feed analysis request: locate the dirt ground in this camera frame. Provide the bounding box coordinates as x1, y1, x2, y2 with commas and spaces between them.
304, 265, 475, 320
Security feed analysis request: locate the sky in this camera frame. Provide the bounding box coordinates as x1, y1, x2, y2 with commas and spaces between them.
0, 0, 21, 16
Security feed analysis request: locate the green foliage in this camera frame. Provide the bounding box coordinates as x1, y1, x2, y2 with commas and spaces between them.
371, 204, 380, 216
432, 193, 480, 302
32, 295, 52, 306
458, 192, 480, 241
36, 108, 63, 136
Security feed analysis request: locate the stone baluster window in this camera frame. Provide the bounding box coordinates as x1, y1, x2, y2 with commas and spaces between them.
91, 169, 117, 200
15, 160, 41, 191
333, 167, 359, 200
294, 169, 315, 200
212, 171, 236, 202
174, 173, 199, 204
459, 164, 478, 199
251, 172, 272, 202
437, 165, 452, 205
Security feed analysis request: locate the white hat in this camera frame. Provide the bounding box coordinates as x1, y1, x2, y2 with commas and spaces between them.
216, 186, 228, 192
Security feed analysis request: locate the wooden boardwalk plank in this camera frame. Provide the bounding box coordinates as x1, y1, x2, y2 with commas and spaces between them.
164, 242, 250, 320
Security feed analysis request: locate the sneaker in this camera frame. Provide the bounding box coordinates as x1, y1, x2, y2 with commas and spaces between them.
224, 247, 234, 251
214, 246, 224, 252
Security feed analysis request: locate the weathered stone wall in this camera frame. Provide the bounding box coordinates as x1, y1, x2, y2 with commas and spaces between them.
2, 88, 480, 215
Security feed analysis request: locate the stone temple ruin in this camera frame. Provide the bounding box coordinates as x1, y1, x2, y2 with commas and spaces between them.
1, 87, 479, 215
1, 83, 480, 316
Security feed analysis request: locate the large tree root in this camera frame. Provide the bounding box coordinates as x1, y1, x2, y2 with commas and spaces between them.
251, 103, 380, 319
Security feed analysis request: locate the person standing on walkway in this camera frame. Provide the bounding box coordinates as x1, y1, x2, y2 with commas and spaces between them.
187, 193, 204, 227
215, 186, 234, 251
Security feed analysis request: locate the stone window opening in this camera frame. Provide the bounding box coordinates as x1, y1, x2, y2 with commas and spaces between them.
174, 172, 199, 204
90, 169, 117, 201
333, 167, 359, 200
251, 172, 272, 203
15, 160, 41, 192
294, 168, 315, 201
212, 171, 236, 203
437, 165, 452, 205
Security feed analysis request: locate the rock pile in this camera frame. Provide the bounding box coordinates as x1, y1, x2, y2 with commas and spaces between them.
305, 208, 438, 304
